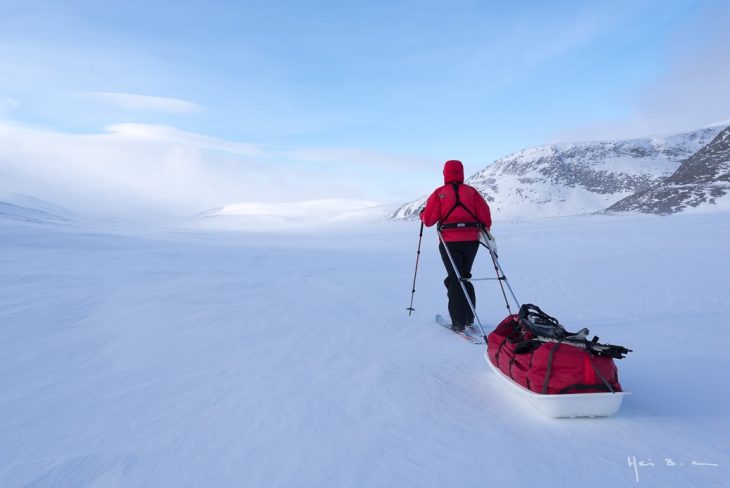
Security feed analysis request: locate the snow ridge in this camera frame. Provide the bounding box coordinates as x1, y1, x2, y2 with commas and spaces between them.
0, 193, 75, 225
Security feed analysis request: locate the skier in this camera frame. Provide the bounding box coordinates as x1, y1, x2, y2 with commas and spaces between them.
420, 160, 492, 332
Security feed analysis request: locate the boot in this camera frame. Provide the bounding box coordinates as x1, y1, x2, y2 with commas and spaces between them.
451, 323, 465, 332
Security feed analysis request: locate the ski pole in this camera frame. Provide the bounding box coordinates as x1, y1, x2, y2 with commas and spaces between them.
407, 221, 424, 316
479, 229, 520, 313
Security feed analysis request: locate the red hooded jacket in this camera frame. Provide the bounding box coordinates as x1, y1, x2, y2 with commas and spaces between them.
420, 160, 492, 242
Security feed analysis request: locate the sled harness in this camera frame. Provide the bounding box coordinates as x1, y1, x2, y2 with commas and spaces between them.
437, 183, 484, 231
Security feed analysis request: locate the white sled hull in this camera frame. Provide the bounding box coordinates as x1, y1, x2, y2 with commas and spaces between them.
484, 352, 629, 418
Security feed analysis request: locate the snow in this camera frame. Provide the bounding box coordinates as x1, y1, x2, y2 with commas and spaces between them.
474, 174, 635, 219
1, 209, 729, 487
0, 193, 74, 218
591, 155, 678, 176
190, 199, 394, 231
0, 192, 76, 225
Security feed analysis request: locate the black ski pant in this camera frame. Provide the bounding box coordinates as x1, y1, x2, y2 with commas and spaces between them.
438, 240, 479, 327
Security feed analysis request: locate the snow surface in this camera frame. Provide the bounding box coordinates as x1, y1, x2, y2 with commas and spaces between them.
0, 192, 76, 225
0, 193, 74, 218
1, 211, 729, 487
189, 200, 396, 231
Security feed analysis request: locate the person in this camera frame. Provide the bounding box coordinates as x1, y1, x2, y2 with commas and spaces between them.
420, 160, 492, 332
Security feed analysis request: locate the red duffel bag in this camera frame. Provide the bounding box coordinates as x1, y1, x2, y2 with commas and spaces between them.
487, 305, 629, 394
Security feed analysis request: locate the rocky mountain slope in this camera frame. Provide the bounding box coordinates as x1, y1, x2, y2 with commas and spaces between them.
392, 126, 724, 220
607, 126, 730, 214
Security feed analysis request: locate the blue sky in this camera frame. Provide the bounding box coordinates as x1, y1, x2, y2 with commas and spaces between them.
1, 0, 729, 218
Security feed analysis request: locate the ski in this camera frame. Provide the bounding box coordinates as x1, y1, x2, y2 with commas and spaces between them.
435, 314, 485, 344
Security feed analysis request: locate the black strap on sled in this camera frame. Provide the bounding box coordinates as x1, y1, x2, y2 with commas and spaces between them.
587, 353, 615, 393
513, 339, 542, 355
556, 354, 616, 394
519, 304, 568, 340
518, 304, 632, 360
558, 383, 614, 394
494, 316, 522, 365
541, 343, 561, 394
530, 335, 632, 360
438, 183, 482, 231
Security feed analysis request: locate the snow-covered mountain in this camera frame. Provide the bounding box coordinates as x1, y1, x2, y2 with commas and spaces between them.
392, 126, 725, 220
607, 126, 730, 214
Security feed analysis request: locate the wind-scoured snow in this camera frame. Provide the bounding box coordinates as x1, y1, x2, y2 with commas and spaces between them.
1, 210, 728, 487
0, 192, 76, 225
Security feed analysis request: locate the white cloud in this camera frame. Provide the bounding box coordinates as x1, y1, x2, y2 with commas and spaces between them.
705, 118, 730, 128
105, 123, 263, 156
0, 123, 414, 222
283, 147, 433, 171
84, 92, 202, 114
0, 123, 279, 221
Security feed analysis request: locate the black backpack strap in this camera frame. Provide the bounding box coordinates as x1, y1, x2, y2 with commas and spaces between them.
438, 222, 483, 230
513, 339, 541, 354
438, 183, 481, 230
541, 343, 561, 394
519, 304, 632, 359
518, 304, 567, 339
519, 304, 560, 326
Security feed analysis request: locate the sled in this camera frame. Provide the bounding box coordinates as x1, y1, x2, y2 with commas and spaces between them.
484, 351, 629, 418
